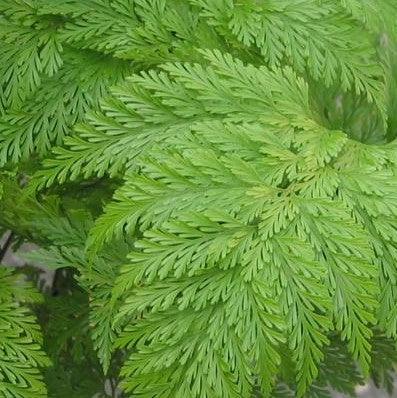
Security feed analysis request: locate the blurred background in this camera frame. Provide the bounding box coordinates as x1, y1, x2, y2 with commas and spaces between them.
333, 381, 397, 397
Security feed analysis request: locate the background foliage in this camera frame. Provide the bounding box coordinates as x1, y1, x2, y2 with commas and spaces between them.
1, 0, 397, 397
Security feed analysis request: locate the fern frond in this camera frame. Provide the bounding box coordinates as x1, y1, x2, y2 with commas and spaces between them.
111, 145, 384, 395
0, 2, 63, 112
191, 0, 385, 105
0, 268, 50, 397
0, 48, 129, 166
1, 1, 397, 396
48, 52, 392, 395
33, 50, 312, 188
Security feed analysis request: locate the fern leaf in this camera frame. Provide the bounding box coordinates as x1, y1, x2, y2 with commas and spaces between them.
0, 268, 50, 397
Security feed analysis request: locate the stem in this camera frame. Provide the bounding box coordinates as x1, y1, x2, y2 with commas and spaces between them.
110, 378, 117, 397
52, 268, 63, 296
0, 231, 14, 263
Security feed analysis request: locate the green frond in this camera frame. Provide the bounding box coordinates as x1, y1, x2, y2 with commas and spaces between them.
0, 268, 50, 397
1, 1, 397, 397
58, 51, 393, 395
0, 48, 129, 166
33, 50, 312, 188
192, 0, 385, 104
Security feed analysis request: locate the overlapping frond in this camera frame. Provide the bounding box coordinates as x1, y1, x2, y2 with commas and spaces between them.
62, 52, 396, 396
191, 0, 385, 105
1, 1, 397, 397
0, 1, 130, 166
33, 49, 312, 188
0, 268, 50, 397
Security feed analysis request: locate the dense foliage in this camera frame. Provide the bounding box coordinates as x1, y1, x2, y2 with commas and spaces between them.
1, 0, 397, 397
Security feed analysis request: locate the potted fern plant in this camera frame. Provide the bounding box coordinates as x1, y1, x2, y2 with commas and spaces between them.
1, 1, 397, 397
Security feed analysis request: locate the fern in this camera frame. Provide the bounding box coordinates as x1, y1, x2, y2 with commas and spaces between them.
0, 1, 130, 166
1, 0, 397, 397
0, 268, 50, 397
